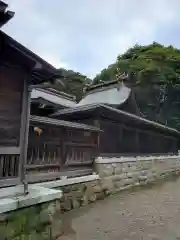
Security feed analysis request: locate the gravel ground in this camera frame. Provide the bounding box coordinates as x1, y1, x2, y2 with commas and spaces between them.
59, 178, 180, 240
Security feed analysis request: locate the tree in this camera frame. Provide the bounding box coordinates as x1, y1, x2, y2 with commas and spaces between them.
92, 43, 180, 129
44, 68, 91, 102
93, 42, 180, 86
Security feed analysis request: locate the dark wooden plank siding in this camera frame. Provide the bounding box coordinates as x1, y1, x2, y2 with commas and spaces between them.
99, 117, 178, 155
67, 113, 179, 155
0, 66, 23, 146
26, 121, 99, 182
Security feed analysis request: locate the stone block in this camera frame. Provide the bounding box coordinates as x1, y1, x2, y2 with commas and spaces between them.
121, 167, 128, 173
100, 164, 114, 177
138, 176, 148, 181
61, 185, 72, 194
123, 178, 135, 186
60, 198, 72, 212
140, 170, 149, 176
114, 164, 123, 174
92, 185, 101, 194
51, 219, 63, 239
111, 174, 124, 182
126, 172, 134, 178
90, 180, 100, 188
80, 195, 89, 206
95, 191, 105, 200
130, 171, 141, 181
72, 198, 81, 209
113, 180, 123, 189
71, 184, 80, 191
88, 194, 97, 203
101, 178, 114, 193
134, 182, 140, 187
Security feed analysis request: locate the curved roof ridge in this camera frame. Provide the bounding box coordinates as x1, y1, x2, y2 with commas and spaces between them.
78, 84, 131, 106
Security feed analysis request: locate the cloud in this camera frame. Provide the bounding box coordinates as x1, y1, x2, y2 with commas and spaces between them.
40, 53, 68, 69
3, 0, 180, 78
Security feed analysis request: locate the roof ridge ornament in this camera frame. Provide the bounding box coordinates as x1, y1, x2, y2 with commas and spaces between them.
115, 68, 128, 91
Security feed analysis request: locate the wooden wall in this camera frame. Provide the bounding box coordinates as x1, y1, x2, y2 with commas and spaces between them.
26, 121, 99, 182
99, 118, 178, 155
62, 114, 179, 155
0, 66, 24, 146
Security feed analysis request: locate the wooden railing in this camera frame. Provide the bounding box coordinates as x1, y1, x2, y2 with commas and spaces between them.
0, 121, 100, 186
0, 147, 20, 187
65, 142, 96, 165
26, 123, 99, 183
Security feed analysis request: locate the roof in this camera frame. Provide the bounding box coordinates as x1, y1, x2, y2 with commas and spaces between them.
52, 103, 180, 136
31, 88, 77, 108
0, 1, 14, 27
30, 115, 101, 132
52, 103, 99, 116
78, 83, 131, 106
85, 79, 125, 92
0, 30, 58, 84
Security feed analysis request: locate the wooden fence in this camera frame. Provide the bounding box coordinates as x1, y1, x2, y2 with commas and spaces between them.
0, 147, 20, 187
0, 117, 100, 187
26, 120, 99, 183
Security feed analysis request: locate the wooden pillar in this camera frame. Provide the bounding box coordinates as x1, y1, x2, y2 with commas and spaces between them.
60, 127, 67, 167
19, 79, 31, 194
135, 130, 139, 154
94, 119, 100, 149
119, 125, 122, 153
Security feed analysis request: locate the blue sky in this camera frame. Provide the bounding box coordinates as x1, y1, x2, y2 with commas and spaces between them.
3, 0, 180, 78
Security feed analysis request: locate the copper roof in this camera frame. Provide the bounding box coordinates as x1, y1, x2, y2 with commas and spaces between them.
78, 83, 131, 106
52, 103, 180, 136
30, 115, 101, 132
31, 88, 77, 107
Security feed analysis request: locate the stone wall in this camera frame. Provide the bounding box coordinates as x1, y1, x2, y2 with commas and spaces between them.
36, 176, 105, 213
1, 155, 180, 239
95, 155, 180, 194
0, 176, 105, 240
58, 180, 104, 212
0, 200, 63, 240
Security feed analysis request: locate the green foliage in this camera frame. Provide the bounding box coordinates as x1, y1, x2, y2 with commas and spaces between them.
44, 43, 180, 130
93, 42, 180, 86
93, 43, 180, 129
46, 68, 91, 102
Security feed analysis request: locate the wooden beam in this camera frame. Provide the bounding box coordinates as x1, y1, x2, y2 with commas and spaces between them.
26, 168, 93, 183
65, 142, 96, 148
0, 177, 20, 188
0, 147, 20, 155
25, 163, 60, 170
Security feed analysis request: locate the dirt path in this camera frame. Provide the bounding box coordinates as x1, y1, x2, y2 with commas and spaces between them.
60, 178, 180, 240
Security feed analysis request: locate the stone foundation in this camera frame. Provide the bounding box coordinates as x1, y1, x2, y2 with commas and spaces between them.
0, 186, 62, 240
36, 175, 105, 212
0, 200, 63, 240
0, 175, 105, 239
96, 155, 180, 194
1, 155, 180, 239
58, 180, 104, 212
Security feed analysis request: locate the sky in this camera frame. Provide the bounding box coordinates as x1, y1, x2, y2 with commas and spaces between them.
3, 0, 180, 78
